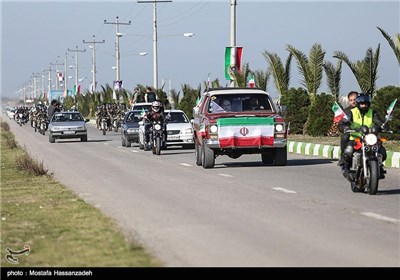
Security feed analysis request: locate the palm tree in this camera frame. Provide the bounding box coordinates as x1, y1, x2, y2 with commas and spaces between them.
262, 51, 292, 98
287, 43, 325, 105
232, 63, 251, 87
169, 88, 181, 109
253, 69, 271, 91
323, 60, 342, 101
333, 45, 380, 96
377, 27, 400, 66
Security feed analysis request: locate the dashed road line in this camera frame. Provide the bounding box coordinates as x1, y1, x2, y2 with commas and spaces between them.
180, 163, 192, 167
360, 212, 399, 224
272, 187, 297, 194
131, 150, 139, 153
219, 173, 233, 177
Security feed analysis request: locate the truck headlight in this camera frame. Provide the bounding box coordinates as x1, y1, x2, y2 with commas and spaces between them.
275, 123, 284, 132
210, 125, 218, 133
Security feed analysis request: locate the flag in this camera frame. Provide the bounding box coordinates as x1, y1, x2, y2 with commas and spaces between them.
225, 46, 243, 80
332, 102, 347, 123
246, 72, 255, 88
207, 73, 212, 89
217, 117, 275, 148
140, 108, 145, 118
386, 99, 397, 118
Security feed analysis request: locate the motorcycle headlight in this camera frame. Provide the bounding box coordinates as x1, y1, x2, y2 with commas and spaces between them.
154, 124, 162, 130
365, 133, 378, 145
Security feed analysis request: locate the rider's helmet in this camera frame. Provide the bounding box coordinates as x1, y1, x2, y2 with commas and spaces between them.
151, 101, 161, 113
355, 93, 371, 114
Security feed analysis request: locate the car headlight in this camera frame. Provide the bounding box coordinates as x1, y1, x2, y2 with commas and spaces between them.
127, 128, 138, 133
51, 127, 63, 131
365, 133, 377, 145
184, 128, 193, 134
210, 125, 218, 133
76, 126, 85, 130
275, 123, 284, 132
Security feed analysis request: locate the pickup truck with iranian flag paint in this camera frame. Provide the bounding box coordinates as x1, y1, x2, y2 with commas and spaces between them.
192, 88, 288, 168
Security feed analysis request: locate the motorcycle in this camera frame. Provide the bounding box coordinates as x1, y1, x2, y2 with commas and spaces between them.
38, 116, 48, 135
148, 120, 166, 155
101, 116, 108, 136
343, 125, 391, 195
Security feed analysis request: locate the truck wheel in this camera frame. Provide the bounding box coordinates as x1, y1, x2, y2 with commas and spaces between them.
202, 140, 215, 169
274, 147, 287, 166
195, 141, 202, 166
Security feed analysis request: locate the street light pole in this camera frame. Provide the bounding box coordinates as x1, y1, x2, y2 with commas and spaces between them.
68, 46, 86, 94
104, 17, 131, 88
83, 35, 105, 92
138, 0, 172, 90
230, 0, 237, 87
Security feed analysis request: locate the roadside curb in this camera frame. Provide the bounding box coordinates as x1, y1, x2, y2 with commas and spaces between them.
287, 141, 399, 169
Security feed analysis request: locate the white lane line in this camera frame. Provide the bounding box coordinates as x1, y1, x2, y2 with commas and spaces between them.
131, 150, 139, 153
272, 187, 297, 194
219, 173, 233, 177
102, 142, 109, 146
360, 212, 400, 224
180, 163, 192, 167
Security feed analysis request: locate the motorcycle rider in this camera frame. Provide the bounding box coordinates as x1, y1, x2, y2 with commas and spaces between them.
338, 91, 358, 166
143, 100, 167, 148
339, 93, 387, 178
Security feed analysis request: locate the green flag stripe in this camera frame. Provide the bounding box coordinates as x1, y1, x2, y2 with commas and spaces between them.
217, 117, 275, 126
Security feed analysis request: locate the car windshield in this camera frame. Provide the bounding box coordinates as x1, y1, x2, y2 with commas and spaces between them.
207, 94, 274, 113
166, 112, 189, 123
126, 112, 142, 122
52, 113, 83, 122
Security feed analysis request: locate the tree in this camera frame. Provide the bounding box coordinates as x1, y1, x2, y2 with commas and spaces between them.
333, 45, 380, 96
262, 51, 292, 97
280, 87, 310, 135
254, 69, 271, 91
377, 27, 400, 67
287, 43, 325, 106
177, 84, 201, 119
323, 60, 342, 101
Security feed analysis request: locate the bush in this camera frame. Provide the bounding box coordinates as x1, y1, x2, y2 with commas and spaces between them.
307, 93, 335, 136
281, 87, 310, 134
15, 148, 51, 176
372, 86, 400, 140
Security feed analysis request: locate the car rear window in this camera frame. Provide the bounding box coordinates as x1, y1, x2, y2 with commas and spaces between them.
166, 112, 189, 123
207, 94, 273, 113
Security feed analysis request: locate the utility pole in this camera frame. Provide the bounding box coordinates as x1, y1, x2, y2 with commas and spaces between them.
42, 67, 52, 101
83, 35, 105, 93
50, 58, 64, 90
104, 17, 131, 88
138, 0, 172, 90
67, 46, 86, 94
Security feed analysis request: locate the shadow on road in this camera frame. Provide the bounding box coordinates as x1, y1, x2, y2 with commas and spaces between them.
287, 158, 334, 166
377, 189, 400, 195
218, 158, 334, 169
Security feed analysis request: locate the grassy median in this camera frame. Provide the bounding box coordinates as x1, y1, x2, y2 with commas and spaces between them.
0, 121, 160, 267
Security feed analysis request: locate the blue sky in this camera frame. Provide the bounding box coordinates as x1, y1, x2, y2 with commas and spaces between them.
1, 0, 399, 99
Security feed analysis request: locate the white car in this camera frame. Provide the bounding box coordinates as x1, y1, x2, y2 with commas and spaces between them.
138, 109, 194, 149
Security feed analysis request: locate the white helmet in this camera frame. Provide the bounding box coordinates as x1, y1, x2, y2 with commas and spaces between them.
151, 101, 161, 112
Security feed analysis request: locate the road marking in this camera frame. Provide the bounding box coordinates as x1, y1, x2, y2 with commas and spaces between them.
180, 163, 192, 167
360, 212, 399, 224
131, 150, 139, 153
272, 187, 296, 194
102, 142, 109, 146
219, 173, 233, 177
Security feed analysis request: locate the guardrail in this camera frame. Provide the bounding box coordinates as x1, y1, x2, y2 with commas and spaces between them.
287, 141, 399, 169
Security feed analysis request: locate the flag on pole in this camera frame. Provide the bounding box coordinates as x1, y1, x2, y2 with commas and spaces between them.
225, 46, 243, 80
246, 72, 255, 88
140, 108, 145, 118
386, 99, 397, 118
207, 73, 212, 89
331, 102, 348, 123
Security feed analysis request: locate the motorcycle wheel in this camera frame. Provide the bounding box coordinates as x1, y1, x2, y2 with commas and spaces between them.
103, 128, 106, 136
155, 137, 161, 155
367, 160, 379, 195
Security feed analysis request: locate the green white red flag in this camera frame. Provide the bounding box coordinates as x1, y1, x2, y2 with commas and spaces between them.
217, 117, 275, 148
246, 72, 255, 88
332, 102, 348, 123
386, 99, 397, 118
225, 46, 243, 80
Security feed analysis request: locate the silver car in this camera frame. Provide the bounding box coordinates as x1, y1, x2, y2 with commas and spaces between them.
48, 111, 89, 143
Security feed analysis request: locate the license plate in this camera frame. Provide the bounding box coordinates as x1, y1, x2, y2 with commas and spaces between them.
64, 131, 75, 135
168, 136, 179, 140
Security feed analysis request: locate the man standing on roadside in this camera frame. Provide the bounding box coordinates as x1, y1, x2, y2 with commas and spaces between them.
338, 91, 358, 166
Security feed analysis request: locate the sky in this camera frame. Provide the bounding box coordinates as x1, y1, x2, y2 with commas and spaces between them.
1, 0, 399, 100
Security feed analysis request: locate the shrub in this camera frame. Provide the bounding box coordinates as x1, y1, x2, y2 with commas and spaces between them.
307, 93, 335, 136
15, 148, 51, 176
281, 87, 310, 134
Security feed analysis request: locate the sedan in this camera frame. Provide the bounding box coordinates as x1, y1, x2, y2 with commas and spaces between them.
121, 110, 143, 147
48, 111, 89, 143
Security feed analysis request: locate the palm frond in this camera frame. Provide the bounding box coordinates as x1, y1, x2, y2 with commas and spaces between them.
287, 45, 310, 90
308, 43, 325, 94
377, 26, 400, 66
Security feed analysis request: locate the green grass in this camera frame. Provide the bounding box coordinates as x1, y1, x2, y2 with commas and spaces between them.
288, 134, 400, 152
1, 122, 161, 267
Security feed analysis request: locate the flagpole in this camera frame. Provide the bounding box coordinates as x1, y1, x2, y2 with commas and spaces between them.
229, 0, 237, 87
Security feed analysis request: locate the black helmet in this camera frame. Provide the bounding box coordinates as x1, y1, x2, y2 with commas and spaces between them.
356, 93, 371, 113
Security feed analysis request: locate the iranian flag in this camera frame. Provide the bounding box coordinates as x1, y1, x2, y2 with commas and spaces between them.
332, 102, 347, 123
217, 117, 275, 148
225, 46, 243, 80
386, 99, 397, 118
246, 72, 255, 88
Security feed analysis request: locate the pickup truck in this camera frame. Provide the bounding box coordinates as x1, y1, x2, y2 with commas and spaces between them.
192, 87, 288, 168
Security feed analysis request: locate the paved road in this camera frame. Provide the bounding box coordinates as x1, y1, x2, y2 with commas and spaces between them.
5, 116, 400, 267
